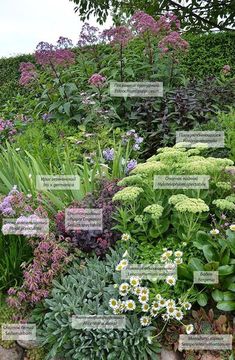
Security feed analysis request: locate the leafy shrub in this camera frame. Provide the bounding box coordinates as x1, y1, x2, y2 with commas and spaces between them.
56, 179, 121, 257
32, 245, 161, 360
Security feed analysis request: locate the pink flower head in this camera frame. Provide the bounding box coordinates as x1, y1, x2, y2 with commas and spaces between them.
158, 31, 189, 54
130, 11, 159, 34
35, 39, 75, 68
19, 62, 37, 87
102, 26, 133, 47
88, 73, 107, 87
222, 65, 231, 74
157, 12, 181, 33
77, 23, 100, 47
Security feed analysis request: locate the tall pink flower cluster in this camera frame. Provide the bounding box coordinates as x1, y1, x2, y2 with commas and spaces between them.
88, 73, 107, 87
77, 23, 100, 47
35, 38, 75, 68
19, 62, 37, 86
7, 239, 72, 308
102, 26, 133, 47
130, 11, 181, 35
130, 11, 159, 34
158, 31, 189, 54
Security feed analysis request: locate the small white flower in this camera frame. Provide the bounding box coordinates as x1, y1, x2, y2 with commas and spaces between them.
142, 303, 149, 312
174, 258, 183, 265
167, 306, 175, 316
165, 250, 173, 257
130, 276, 140, 287
29, 173, 32, 179
140, 316, 151, 327
166, 299, 175, 308
150, 308, 159, 317
182, 242, 187, 247
109, 298, 118, 309
113, 308, 120, 315
174, 309, 183, 321
152, 301, 160, 310
166, 276, 176, 286
185, 324, 194, 334
160, 254, 168, 263
162, 314, 169, 322
121, 233, 131, 241
15, 148, 20, 151
125, 299, 136, 311
132, 286, 142, 296
116, 259, 128, 271
139, 287, 149, 296
155, 294, 162, 301
138, 293, 149, 304
182, 302, 192, 310
174, 251, 183, 258
210, 229, 220, 235
158, 298, 166, 308
119, 283, 130, 294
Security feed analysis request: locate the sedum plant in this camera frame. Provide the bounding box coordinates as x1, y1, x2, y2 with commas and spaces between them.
113, 145, 234, 243
32, 245, 162, 360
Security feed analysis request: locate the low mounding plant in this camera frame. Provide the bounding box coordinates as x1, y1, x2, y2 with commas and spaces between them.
32, 245, 162, 360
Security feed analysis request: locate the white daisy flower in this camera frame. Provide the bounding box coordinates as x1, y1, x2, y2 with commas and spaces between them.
140, 316, 151, 327
138, 293, 149, 304
113, 308, 120, 315
140, 287, 149, 296
165, 250, 173, 257
160, 254, 168, 263
185, 324, 194, 334
174, 250, 183, 258
115, 263, 123, 271
150, 308, 159, 317
130, 276, 140, 287
174, 309, 184, 321
142, 303, 149, 312
119, 283, 130, 293
167, 306, 175, 316
125, 299, 136, 311
210, 229, 219, 235
166, 276, 176, 286
162, 314, 169, 322
109, 298, 118, 309
155, 294, 162, 300
133, 286, 142, 295
174, 258, 183, 265
182, 302, 192, 310
121, 233, 131, 241
166, 299, 176, 308
152, 301, 160, 310
158, 298, 166, 308
120, 259, 128, 268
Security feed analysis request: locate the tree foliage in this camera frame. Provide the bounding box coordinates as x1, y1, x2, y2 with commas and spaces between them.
70, 0, 235, 32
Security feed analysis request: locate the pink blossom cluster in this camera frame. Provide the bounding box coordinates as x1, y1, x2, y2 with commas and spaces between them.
19, 62, 37, 86
0, 187, 27, 217
88, 73, 107, 87
77, 23, 100, 47
102, 26, 133, 47
35, 38, 75, 68
0, 118, 17, 140
7, 239, 72, 308
158, 31, 189, 54
130, 11, 181, 35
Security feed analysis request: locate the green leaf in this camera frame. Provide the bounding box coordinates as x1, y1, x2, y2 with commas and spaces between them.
228, 283, 235, 292
188, 258, 204, 271
218, 265, 235, 276
203, 245, 218, 262
212, 289, 224, 302
217, 301, 235, 311
222, 291, 235, 301
197, 293, 208, 306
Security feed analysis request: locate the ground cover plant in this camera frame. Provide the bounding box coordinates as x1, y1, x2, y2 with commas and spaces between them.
0, 7, 234, 360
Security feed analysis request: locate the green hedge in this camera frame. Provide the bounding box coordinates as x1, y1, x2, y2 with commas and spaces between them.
181, 31, 235, 78
0, 31, 234, 107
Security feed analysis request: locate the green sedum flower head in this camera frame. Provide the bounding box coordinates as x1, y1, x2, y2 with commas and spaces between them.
130, 161, 167, 176
113, 186, 144, 203
212, 199, 235, 211
170, 195, 209, 213
143, 204, 164, 220
117, 175, 143, 187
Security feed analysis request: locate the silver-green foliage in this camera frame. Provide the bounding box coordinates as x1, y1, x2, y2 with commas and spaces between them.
35, 246, 161, 360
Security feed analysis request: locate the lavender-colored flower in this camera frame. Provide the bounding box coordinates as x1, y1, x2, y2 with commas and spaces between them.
77, 23, 100, 47
135, 136, 144, 144
133, 143, 140, 151
42, 113, 52, 122
126, 159, 138, 173
57, 36, 73, 49
102, 26, 133, 47
103, 148, 115, 161
35, 39, 75, 68
88, 73, 107, 87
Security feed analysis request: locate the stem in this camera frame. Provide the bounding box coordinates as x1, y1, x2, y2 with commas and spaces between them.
152, 320, 168, 338
120, 44, 124, 82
